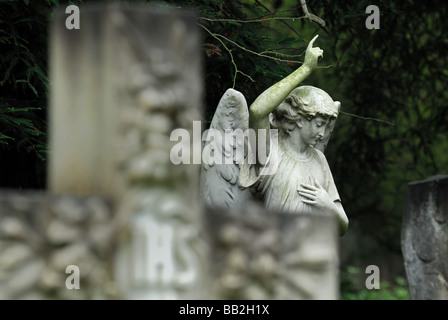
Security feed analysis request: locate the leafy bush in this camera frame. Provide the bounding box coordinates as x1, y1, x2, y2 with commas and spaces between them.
0, 0, 84, 187
341, 265, 410, 300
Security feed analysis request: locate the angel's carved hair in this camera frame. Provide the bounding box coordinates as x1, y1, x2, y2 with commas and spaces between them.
270, 86, 338, 131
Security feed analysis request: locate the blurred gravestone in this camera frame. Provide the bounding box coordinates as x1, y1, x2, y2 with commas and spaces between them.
49, 4, 208, 300
0, 4, 208, 300
204, 203, 340, 299
402, 174, 448, 300
0, 192, 116, 299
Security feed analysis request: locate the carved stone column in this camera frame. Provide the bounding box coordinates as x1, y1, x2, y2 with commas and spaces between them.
49, 4, 208, 299
402, 174, 448, 300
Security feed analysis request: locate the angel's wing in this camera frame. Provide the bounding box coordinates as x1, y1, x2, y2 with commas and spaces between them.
200, 89, 255, 208
314, 101, 341, 153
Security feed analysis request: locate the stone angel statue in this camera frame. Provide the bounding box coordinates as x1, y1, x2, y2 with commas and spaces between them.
200, 35, 348, 235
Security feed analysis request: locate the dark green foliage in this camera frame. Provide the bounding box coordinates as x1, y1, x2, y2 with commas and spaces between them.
341, 265, 410, 300
1, 1, 48, 188
0, 106, 46, 158
0, 0, 83, 188
319, 0, 448, 259
165, 0, 302, 125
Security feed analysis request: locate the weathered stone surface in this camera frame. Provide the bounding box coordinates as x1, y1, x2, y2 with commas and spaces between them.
402, 174, 448, 300
204, 203, 339, 299
200, 36, 348, 239
0, 191, 117, 300
47, 4, 208, 300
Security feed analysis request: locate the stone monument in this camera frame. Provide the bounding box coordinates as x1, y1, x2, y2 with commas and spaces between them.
402, 174, 448, 300
201, 35, 348, 235
0, 4, 209, 300
200, 35, 347, 299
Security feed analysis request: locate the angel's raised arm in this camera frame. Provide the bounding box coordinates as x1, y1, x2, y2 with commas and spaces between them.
248, 35, 324, 159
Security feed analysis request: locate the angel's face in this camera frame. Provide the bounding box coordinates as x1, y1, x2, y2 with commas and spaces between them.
298, 116, 328, 147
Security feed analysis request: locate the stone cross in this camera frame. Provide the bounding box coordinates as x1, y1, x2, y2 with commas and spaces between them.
0, 3, 340, 300
0, 4, 208, 300
49, 4, 208, 299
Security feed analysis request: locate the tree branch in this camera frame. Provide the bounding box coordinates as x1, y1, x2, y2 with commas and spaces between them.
254, 0, 303, 38
300, 0, 326, 27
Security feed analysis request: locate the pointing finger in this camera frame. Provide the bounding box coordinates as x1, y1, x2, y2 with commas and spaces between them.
308, 34, 319, 49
